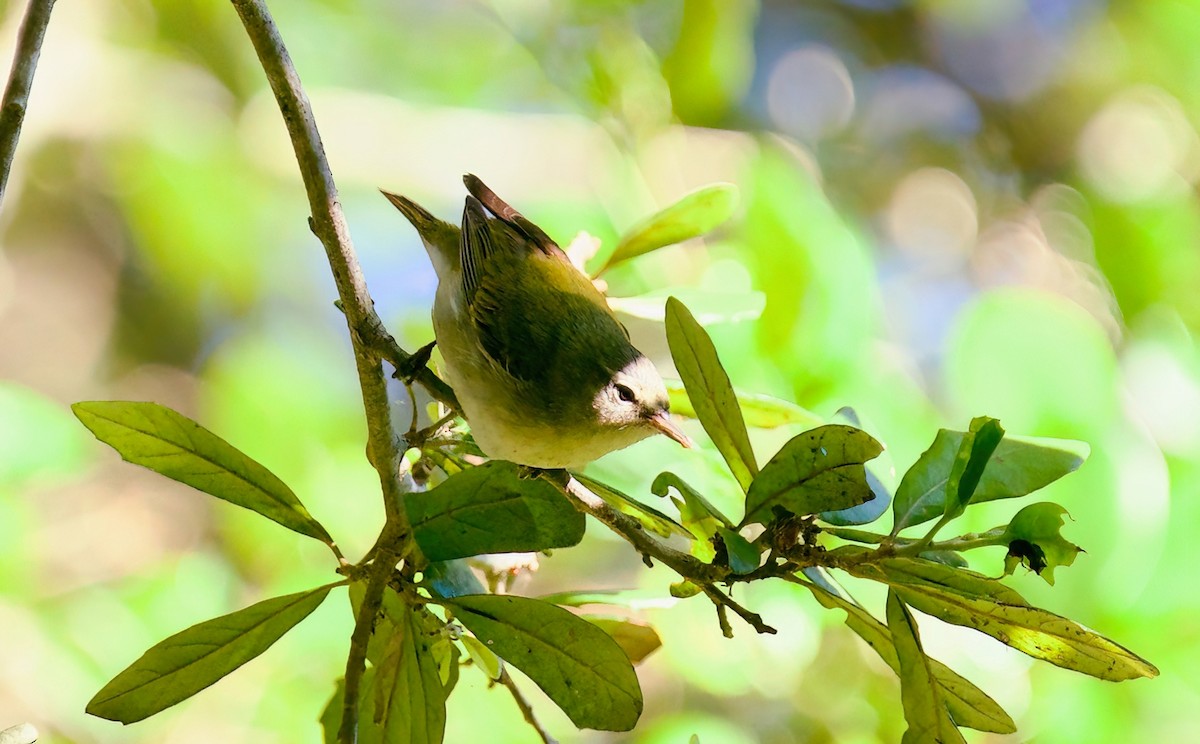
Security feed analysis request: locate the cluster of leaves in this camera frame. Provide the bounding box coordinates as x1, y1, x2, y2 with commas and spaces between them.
70, 187, 1156, 742
653, 298, 1158, 740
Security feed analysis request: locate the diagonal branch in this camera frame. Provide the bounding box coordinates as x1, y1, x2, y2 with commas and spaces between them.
0, 0, 57, 208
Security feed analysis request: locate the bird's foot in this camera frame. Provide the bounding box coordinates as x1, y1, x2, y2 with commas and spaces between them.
393, 340, 436, 384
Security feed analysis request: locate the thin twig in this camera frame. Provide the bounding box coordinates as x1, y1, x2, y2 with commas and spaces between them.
228, 3, 417, 742
0, 0, 57, 208
701, 584, 776, 636
553, 474, 721, 583
340, 539, 400, 742
497, 668, 558, 744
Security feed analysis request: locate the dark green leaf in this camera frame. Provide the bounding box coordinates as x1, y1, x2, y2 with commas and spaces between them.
321, 672, 374, 744
944, 417, 1005, 519
919, 550, 969, 569
887, 591, 967, 744
585, 617, 663, 664
72, 401, 331, 543
597, 183, 738, 274
821, 407, 895, 526
886, 580, 1158, 681
664, 379, 824, 430
321, 677, 345, 744
87, 584, 334, 723
445, 595, 642, 731
359, 604, 447, 744
717, 527, 760, 574
892, 430, 1089, 533
405, 461, 585, 561
805, 580, 1015, 733
651, 471, 734, 527
573, 473, 690, 538
742, 425, 883, 526
665, 297, 758, 492
1002, 502, 1083, 585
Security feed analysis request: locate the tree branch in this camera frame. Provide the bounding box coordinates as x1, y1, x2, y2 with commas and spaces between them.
227, 2, 418, 741
553, 473, 722, 583
497, 669, 559, 744
0, 0, 56, 208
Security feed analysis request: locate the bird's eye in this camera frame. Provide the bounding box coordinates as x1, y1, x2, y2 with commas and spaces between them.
615, 384, 636, 403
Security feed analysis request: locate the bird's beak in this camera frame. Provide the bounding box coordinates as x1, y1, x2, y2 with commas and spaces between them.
648, 411, 694, 449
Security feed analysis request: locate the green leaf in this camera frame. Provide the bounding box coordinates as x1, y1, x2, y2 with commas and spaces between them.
717, 527, 760, 574
887, 591, 967, 744
849, 557, 1030, 607
597, 183, 738, 274
892, 430, 1089, 534
1002, 502, 1084, 585
944, 417, 1005, 520
805, 580, 1015, 733
321, 672, 373, 744
573, 473, 690, 538
585, 617, 662, 664
87, 584, 334, 723
405, 461, 585, 561
919, 550, 969, 569
652, 472, 726, 562
461, 634, 502, 680
883, 577, 1158, 681
820, 407, 895, 526
742, 425, 883, 526
609, 289, 764, 325
359, 604, 447, 744
670, 580, 704, 599
652, 471, 734, 527
664, 379, 824, 430
71, 401, 331, 544
665, 297, 758, 492
320, 677, 345, 744
445, 595, 642, 730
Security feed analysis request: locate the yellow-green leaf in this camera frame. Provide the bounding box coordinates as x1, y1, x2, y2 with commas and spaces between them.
666, 297, 757, 491
597, 183, 738, 274
88, 585, 334, 723
887, 591, 967, 744
72, 401, 330, 544
806, 579, 1015, 733
665, 379, 824, 430
585, 617, 663, 664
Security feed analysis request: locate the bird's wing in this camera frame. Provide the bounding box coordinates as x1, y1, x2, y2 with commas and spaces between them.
463, 174, 570, 261
459, 176, 631, 385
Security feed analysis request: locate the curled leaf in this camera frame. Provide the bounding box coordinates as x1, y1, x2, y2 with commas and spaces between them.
1002, 502, 1083, 585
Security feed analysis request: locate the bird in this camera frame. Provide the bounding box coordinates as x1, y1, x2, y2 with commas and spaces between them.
382, 174, 692, 469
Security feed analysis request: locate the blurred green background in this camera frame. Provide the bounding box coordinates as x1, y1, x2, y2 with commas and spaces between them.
2, 0, 1196, 741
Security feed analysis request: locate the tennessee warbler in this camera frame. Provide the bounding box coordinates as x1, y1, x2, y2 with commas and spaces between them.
383, 175, 692, 469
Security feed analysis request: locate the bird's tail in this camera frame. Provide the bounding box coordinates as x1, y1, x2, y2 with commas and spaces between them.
380, 189, 460, 275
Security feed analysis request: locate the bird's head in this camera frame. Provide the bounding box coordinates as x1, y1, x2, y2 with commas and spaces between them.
593, 356, 693, 448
